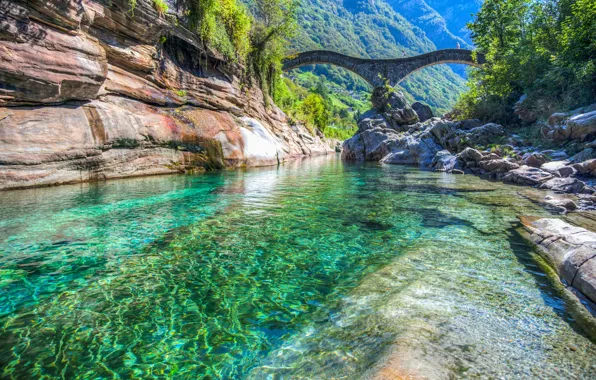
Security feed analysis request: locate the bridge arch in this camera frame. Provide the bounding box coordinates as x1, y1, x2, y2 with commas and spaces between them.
282, 49, 485, 88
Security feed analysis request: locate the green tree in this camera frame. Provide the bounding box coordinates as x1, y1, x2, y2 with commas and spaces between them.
301, 93, 329, 131
247, 0, 298, 95
176, 0, 251, 61
454, 0, 596, 123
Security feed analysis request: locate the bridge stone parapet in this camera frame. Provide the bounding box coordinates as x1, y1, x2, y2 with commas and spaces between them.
282, 49, 485, 87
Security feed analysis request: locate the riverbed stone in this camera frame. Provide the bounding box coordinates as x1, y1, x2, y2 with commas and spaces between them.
573, 148, 596, 163
573, 159, 596, 174
524, 153, 549, 168
431, 150, 458, 171
502, 166, 553, 186
541, 160, 571, 175
557, 165, 577, 178
478, 159, 519, 173
411, 102, 433, 122
522, 216, 596, 315
544, 197, 578, 213
458, 147, 483, 162
539, 177, 586, 193
575, 259, 596, 305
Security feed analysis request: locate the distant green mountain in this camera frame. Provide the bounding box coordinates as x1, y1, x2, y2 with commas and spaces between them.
287, 0, 479, 115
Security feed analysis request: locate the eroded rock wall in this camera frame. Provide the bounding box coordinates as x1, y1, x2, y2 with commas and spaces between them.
0, 0, 332, 190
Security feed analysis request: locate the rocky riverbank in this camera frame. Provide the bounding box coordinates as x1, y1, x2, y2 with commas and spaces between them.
343, 86, 596, 213
343, 86, 596, 318
0, 0, 333, 190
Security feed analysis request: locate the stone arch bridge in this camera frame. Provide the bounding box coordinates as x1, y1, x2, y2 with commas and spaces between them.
282, 49, 485, 87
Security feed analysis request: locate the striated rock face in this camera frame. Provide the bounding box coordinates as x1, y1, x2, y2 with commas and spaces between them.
521, 217, 596, 315
0, 0, 332, 190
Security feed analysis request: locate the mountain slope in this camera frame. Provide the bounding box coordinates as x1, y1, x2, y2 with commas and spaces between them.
423, 0, 483, 44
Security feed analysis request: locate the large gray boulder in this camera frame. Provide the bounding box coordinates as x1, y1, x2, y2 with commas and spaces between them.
502, 166, 554, 186
478, 159, 519, 173
539, 177, 586, 193
342, 128, 398, 161
572, 148, 596, 163
342, 109, 442, 167
466, 123, 506, 146
411, 102, 433, 122
380, 134, 442, 167
430, 150, 459, 172
541, 160, 571, 174
566, 110, 596, 141
546, 104, 596, 142
458, 147, 483, 163
573, 159, 596, 175
429, 121, 506, 152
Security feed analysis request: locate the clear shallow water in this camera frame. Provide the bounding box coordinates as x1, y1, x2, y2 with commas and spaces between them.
0, 156, 595, 379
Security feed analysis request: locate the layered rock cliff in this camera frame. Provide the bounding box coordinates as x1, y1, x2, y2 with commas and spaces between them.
0, 0, 332, 190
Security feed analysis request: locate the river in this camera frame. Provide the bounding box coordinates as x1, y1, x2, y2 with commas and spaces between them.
0, 155, 595, 378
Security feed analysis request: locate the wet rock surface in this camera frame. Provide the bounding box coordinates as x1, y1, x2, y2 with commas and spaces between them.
521, 217, 596, 316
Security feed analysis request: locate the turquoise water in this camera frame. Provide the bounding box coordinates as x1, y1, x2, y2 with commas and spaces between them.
0, 156, 595, 379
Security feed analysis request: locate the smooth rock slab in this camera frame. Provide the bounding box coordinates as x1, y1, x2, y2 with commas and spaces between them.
521, 217, 596, 310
